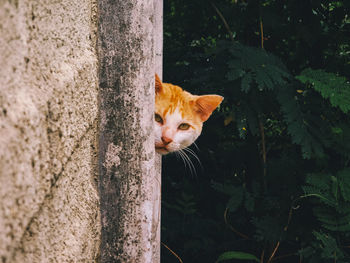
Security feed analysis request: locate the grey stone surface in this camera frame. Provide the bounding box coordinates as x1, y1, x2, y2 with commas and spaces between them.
98, 0, 160, 262
154, 0, 163, 261
0, 0, 100, 262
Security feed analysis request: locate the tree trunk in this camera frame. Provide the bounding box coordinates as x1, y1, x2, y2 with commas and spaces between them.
98, 0, 162, 262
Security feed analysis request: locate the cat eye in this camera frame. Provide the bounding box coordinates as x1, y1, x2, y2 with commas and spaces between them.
178, 123, 190, 130
155, 113, 163, 124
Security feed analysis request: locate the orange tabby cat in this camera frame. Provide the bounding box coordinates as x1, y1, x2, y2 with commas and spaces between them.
155, 74, 223, 155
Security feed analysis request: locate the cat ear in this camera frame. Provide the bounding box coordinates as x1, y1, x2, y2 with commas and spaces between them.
195, 95, 223, 122
155, 74, 163, 93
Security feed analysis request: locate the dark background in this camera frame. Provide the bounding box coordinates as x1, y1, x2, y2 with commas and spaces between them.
161, 1, 350, 262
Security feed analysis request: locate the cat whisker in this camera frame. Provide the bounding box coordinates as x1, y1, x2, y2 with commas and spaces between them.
183, 147, 202, 169
176, 150, 188, 171
179, 150, 192, 174
192, 142, 200, 152
179, 149, 196, 176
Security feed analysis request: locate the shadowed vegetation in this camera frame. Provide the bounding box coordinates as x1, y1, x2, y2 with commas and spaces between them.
161, 0, 350, 262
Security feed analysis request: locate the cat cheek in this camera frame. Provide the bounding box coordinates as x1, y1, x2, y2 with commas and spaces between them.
154, 123, 162, 143
176, 131, 200, 149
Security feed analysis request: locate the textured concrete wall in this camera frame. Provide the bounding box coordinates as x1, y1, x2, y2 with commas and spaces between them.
0, 0, 100, 262
98, 0, 159, 262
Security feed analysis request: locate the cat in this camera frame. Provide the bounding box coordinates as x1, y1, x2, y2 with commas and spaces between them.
155, 74, 223, 155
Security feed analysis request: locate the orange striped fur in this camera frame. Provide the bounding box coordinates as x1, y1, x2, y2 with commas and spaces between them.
154, 74, 223, 155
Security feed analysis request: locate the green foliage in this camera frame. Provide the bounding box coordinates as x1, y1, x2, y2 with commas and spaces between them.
227, 43, 291, 93
216, 251, 259, 262
302, 170, 350, 232
299, 231, 345, 261
162, 0, 350, 262
219, 41, 344, 159
276, 84, 325, 159
211, 181, 257, 213
211, 181, 244, 212
163, 191, 197, 216
251, 216, 284, 242
296, 68, 350, 113
339, 169, 350, 201
313, 231, 344, 259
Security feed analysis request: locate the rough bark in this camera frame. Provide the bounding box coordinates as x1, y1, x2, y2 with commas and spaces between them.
98, 0, 161, 262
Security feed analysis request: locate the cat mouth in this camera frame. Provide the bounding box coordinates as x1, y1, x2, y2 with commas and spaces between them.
155, 146, 169, 154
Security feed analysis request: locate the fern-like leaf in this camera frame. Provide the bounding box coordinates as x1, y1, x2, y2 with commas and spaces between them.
313, 231, 344, 259
303, 171, 350, 233
296, 68, 350, 113
226, 43, 291, 93
338, 168, 350, 201
277, 84, 325, 158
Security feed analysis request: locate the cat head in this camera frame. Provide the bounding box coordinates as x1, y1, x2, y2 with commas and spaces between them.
155, 74, 223, 155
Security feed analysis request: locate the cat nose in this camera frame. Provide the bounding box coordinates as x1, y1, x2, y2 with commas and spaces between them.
161, 136, 173, 145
